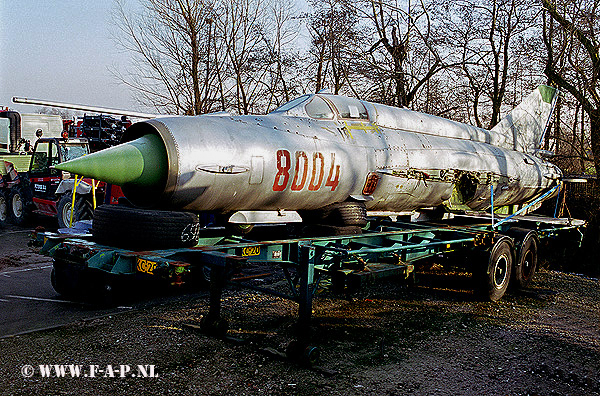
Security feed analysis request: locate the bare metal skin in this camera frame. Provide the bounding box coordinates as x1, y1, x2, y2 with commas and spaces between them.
55, 86, 561, 218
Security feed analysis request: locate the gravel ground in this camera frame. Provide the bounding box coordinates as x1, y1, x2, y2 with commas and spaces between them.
1, 223, 599, 395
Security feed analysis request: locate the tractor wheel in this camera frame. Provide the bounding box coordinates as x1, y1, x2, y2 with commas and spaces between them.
0, 191, 8, 227
57, 194, 94, 229
475, 236, 514, 302
91, 205, 200, 250
8, 187, 29, 225
286, 340, 320, 366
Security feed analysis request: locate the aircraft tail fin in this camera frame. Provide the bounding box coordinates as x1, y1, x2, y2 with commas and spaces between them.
490, 85, 558, 153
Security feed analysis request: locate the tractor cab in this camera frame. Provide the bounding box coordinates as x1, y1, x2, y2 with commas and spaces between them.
28, 138, 89, 201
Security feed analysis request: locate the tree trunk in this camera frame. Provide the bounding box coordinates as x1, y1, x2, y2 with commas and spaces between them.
591, 110, 600, 194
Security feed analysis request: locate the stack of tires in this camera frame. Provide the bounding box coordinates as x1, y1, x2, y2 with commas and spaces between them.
91, 205, 201, 250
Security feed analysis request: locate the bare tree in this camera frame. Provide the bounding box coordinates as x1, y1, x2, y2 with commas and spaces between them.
112, 0, 303, 115
258, 0, 303, 108
348, 0, 453, 109
112, 0, 227, 115
444, 0, 540, 128
307, 0, 361, 95
542, 0, 600, 178
217, 0, 302, 114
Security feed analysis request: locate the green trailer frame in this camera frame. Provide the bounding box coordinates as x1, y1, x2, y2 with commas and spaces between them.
33, 214, 585, 364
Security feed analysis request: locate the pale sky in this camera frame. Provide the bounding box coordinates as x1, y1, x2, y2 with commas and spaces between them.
1, 0, 141, 115
1, 0, 310, 116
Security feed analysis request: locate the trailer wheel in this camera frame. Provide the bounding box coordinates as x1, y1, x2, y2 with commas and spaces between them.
200, 316, 229, 337
92, 205, 200, 250
335, 202, 367, 226
57, 194, 94, 229
0, 192, 8, 226
8, 187, 29, 225
50, 258, 84, 297
476, 236, 514, 302
96, 278, 117, 307
50, 268, 67, 296
512, 231, 538, 289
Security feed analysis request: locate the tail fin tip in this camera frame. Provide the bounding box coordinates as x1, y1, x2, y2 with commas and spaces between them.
538, 85, 558, 104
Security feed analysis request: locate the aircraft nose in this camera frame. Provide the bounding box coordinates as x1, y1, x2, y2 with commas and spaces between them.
53, 134, 168, 187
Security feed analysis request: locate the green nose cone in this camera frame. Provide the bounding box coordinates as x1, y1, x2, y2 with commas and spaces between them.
54, 134, 167, 187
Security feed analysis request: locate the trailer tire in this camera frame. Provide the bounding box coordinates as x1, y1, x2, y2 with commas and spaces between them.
8, 187, 29, 225
92, 205, 200, 250
57, 194, 94, 229
95, 275, 118, 307
509, 230, 538, 289
336, 202, 368, 226
0, 192, 8, 226
475, 236, 514, 302
50, 268, 72, 296
50, 258, 84, 297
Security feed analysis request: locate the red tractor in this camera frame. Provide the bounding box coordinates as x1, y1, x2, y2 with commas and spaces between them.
0, 137, 123, 228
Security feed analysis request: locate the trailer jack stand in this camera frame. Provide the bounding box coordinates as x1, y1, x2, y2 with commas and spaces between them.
285, 340, 320, 367
200, 265, 229, 337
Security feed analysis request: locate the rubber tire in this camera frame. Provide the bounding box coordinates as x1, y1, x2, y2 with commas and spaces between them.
50, 268, 68, 296
475, 236, 514, 302
95, 276, 117, 307
51, 258, 84, 297
317, 201, 368, 226
336, 202, 368, 226
91, 205, 200, 250
57, 194, 94, 229
8, 187, 29, 225
0, 191, 8, 226
302, 224, 362, 237
226, 222, 254, 235
512, 231, 538, 289
285, 340, 320, 366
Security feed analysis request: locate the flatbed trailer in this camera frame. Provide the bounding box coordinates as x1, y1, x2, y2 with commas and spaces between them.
33, 213, 585, 364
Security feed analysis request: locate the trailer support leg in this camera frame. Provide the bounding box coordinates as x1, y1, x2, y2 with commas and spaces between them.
200, 265, 229, 337
286, 246, 320, 366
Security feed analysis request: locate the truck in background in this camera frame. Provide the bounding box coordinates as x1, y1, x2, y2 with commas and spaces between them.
0, 109, 64, 171
0, 97, 154, 228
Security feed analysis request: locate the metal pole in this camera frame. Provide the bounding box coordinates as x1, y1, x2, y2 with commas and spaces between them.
491, 184, 494, 227
553, 182, 562, 218
297, 245, 315, 341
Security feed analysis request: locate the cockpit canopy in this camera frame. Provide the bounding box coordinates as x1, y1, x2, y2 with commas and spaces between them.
271, 94, 369, 121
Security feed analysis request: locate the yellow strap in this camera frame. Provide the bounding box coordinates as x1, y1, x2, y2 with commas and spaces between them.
69, 175, 84, 228
91, 179, 97, 209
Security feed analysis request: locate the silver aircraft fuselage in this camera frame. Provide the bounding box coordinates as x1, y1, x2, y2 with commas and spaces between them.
118, 88, 560, 213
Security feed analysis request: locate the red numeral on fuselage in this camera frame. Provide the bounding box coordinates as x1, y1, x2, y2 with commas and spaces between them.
272, 150, 339, 192
273, 149, 291, 191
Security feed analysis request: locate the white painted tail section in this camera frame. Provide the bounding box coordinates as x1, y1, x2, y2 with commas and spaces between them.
490, 85, 558, 153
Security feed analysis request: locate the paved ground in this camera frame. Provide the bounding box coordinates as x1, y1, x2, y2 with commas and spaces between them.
0, 221, 198, 338
0, 262, 135, 337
